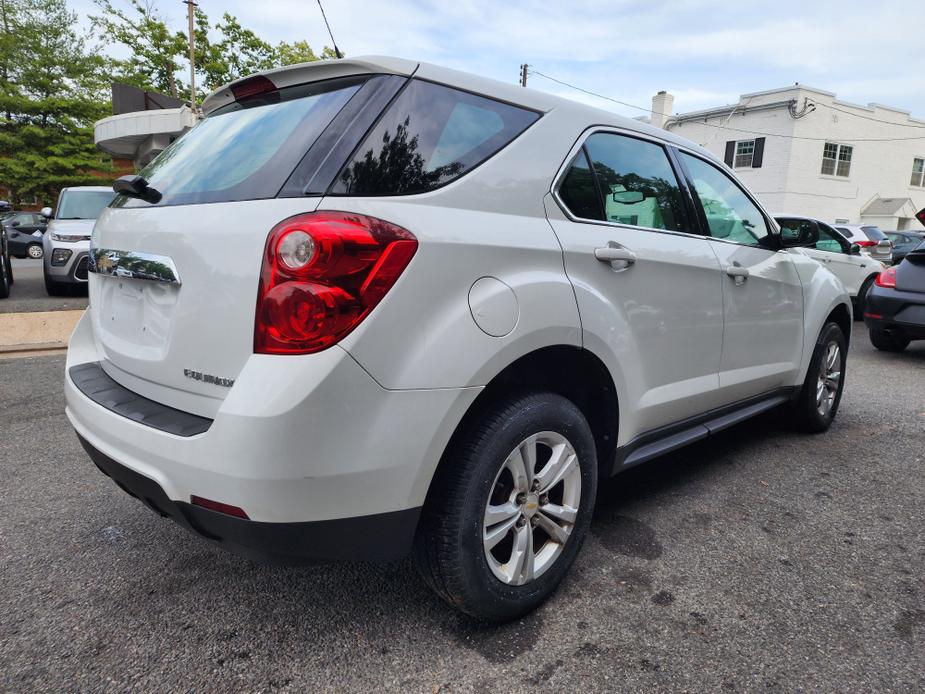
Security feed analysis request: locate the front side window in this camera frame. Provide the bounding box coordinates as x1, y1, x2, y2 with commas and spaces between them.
734, 140, 755, 168
911, 158, 924, 187
681, 152, 771, 247
331, 80, 539, 196
580, 133, 690, 232
821, 142, 852, 177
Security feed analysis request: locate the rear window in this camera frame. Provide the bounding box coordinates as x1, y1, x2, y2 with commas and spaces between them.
57, 191, 116, 219
860, 225, 887, 241
329, 79, 539, 196
114, 76, 367, 208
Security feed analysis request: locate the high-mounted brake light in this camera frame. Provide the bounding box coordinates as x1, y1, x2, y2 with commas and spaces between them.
875, 266, 897, 289
231, 75, 278, 101
255, 212, 418, 354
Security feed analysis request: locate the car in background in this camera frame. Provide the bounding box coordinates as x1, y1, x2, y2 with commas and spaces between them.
777, 215, 884, 318
0, 224, 12, 297
41, 187, 114, 296
832, 223, 892, 265
884, 230, 925, 265
863, 238, 925, 351
3, 211, 48, 259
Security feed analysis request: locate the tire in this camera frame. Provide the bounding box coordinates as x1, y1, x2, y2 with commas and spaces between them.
27, 243, 43, 259
414, 391, 598, 622
4, 251, 11, 285
791, 321, 847, 433
854, 275, 876, 320
869, 328, 909, 353
0, 251, 10, 298
44, 275, 68, 296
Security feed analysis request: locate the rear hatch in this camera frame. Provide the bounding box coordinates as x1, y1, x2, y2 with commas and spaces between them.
896, 244, 925, 294
88, 67, 410, 418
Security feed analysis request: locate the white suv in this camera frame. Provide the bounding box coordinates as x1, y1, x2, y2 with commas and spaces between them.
65, 57, 852, 622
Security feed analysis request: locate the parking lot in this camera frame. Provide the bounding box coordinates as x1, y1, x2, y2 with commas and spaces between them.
1, 330, 923, 692
1, 258, 88, 314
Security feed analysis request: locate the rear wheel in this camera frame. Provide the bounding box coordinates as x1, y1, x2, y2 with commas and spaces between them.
854, 275, 876, 320
869, 328, 909, 352
3, 250, 12, 285
44, 275, 68, 296
792, 321, 847, 433
414, 391, 597, 622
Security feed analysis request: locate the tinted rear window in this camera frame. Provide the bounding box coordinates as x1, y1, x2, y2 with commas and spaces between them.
57, 191, 115, 219
861, 225, 887, 241
329, 79, 539, 196
114, 76, 367, 208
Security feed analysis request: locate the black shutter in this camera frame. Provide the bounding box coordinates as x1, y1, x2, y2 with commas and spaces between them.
724, 140, 735, 167
752, 137, 765, 168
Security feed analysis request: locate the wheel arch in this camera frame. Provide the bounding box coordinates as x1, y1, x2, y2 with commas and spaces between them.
825, 302, 852, 347
420, 345, 620, 511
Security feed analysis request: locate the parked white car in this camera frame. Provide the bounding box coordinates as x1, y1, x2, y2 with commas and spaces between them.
776, 215, 884, 317
42, 186, 115, 296
65, 56, 852, 622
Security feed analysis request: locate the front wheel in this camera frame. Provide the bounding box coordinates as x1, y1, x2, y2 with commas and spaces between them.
44, 275, 68, 296
791, 321, 847, 433
414, 391, 598, 622
0, 251, 10, 298
854, 275, 876, 320
27, 243, 43, 259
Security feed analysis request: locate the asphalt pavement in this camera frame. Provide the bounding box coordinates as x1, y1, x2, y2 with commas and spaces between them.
1, 258, 88, 314
1, 331, 923, 692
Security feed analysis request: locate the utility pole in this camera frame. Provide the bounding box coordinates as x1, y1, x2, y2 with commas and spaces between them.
183, 0, 197, 109
519, 64, 528, 87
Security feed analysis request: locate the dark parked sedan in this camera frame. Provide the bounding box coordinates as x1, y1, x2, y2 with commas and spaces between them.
864, 240, 925, 351
2, 211, 47, 258
885, 230, 925, 265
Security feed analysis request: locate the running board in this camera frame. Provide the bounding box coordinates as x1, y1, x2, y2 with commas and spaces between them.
612, 389, 794, 475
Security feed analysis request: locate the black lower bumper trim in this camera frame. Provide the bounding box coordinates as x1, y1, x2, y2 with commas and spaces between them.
78, 434, 421, 563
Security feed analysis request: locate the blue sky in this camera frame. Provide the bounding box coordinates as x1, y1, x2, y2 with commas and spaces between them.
71, 0, 925, 119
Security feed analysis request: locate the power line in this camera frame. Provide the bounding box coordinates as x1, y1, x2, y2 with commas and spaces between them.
812, 100, 925, 129
527, 68, 925, 142
316, 0, 342, 59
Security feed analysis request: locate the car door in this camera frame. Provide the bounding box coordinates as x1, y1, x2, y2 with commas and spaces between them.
816, 221, 875, 296
546, 130, 726, 443
677, 151, 804, 402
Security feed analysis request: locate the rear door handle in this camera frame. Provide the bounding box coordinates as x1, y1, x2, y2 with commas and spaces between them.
725, 264, 749, 284
594, 245, 637, 270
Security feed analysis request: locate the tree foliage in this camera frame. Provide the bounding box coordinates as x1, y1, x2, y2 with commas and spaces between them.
0, 0, 112, 203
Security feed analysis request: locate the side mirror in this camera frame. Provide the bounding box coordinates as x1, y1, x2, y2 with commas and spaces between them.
611, 190, 645, 204
40, 207, 53, 219
850, 243, 862, 255
778, 222, 819, 248
10, 220, 20, 227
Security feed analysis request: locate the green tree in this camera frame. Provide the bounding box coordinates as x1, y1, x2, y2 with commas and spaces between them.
276, 39, 339, 66
0, 0, 112, 204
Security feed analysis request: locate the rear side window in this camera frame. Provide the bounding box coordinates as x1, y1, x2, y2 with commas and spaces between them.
115, 76, 367, 208
558, 149, 603, 221
330, 80, 539, 195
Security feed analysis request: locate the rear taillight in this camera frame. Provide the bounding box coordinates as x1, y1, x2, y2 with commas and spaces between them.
255, 211, 418, 354
875, 266, 897, 288
856, 240, 877, 248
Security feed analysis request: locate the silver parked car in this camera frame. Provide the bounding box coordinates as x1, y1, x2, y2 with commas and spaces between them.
42, 186, 115, 295
833, 223, 893, 265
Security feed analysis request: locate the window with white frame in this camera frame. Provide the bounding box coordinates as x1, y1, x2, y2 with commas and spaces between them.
911, 158, 925, 187
821, 142, 852, 177
734, 140, 755, 168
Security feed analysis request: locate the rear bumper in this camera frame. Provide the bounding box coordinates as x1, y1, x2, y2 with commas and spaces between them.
65, 311, 481, 558
79, 433, 420, 563
863, 285, 925, 340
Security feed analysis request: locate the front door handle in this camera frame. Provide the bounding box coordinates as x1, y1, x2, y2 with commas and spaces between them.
725, 264, 749, 284
594, 245, 637, 271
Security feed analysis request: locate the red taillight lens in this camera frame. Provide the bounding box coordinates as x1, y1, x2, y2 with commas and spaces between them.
856, 240, 877, 247
875, 266, 897, 288
255, 211, 418, 354
190, 495, 249, 519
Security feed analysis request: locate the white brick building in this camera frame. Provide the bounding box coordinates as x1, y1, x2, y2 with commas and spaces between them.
658, 85, 925, 230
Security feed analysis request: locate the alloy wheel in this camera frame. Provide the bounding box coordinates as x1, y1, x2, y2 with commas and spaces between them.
483, 431, 582, 586
27, 244, 43, 259
816, 342, 841, 417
